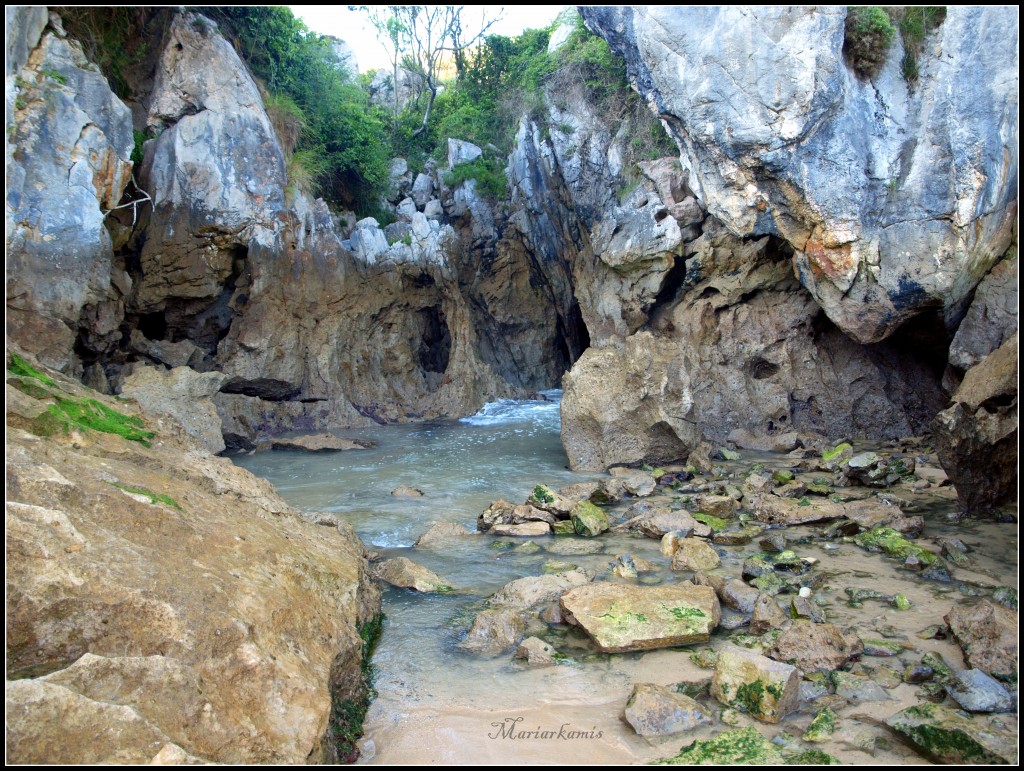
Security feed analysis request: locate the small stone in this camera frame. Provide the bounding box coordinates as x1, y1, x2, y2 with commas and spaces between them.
660, 530, 686, 556
802, 707, 837, 743
789, 596, 825, 622
991, 586, 1018, 611
721, 580, 760, 614
749, 593, 788, 635
772, 469, 795, 484
655, 726, 784, 764
759, 533, 788, 553
390, 484, 424, 497
945, 669, 1016, 713
671, 538, 721, 571
373, 557, 453, 593
623, 683, 712, 736
768, 622, 863, 674
875, 665, 903, 689
903, 664, 934, 684
831, 671, 893, 702
459, 609, 526, 655
514, 637, 559, 667
414, 521, 475, 547
862, 639, 904, 656
490, 521, 551, 537
751, 572, 785, 596
921, 651, 954, 682
712, 524, 764, 545
672, 678, 712, 699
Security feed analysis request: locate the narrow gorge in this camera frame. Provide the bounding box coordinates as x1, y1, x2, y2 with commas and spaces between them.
5, 5, 1018, 765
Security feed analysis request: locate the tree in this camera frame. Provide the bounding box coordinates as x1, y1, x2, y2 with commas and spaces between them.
359, 5, 411, 125
360, 5, 503, 137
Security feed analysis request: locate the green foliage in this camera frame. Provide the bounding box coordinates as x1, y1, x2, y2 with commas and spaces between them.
844, 6, 897, 78
59, 7, 150, 97
8, 353, 57, 386
131, 129, 153, 167
443, 156, 508, 200
31, 395, 155, 446
891, 6, 947, 81
331, 613, 384, 762
110, 482, 182, 510
41, 68, 68, 85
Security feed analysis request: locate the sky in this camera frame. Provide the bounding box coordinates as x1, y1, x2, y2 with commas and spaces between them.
291, 5, 567, 73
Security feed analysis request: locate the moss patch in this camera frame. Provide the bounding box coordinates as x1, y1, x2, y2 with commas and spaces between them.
653, 726, 784, 765
692, 512, 729, 531
802, 707, 836, 742
7, 352, 56, 386
30, 395, 155, 446
853, 526, 938, 565
821, 442, 852, 464
531, 485, 556, 504
110, 483, 182, 510
785, 749, 841, 765
331, 613, 384, 763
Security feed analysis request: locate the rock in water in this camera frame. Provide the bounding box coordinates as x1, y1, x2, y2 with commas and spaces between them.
670, 538, 721, 571
559, 583, 720, 652
490, 569, 594, 610
390, 484, 424, 496
271, 434, 368, 452
944, 600, 1018, 681
514, 637, 560, 667
414, 521, 475, 547
711, 647, 801, 723
885, 703, 1017, 764
459, 609, 526, 656
372, 557, 452, 593
623, 683, 711, 736
945, 669, 1016, 713
570, 500, 609, 536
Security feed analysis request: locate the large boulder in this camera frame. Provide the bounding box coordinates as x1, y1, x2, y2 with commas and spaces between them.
5, 354, 380, 764
944, 600, 1018, 681
885, 703, 1018, 765
711, 646, 801, 723
933, 334, 1018, 512
948, 252, 1018, 371
767, 622, 863, 674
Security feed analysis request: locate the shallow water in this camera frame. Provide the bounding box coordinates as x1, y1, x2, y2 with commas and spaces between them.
234, 393, 1019, 765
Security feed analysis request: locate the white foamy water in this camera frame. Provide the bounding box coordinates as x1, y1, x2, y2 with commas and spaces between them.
458, 389, 562, 428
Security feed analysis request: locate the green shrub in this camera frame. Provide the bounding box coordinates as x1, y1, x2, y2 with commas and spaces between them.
844, 6, 897, 78
443, 156, 508, 200
890, 6, 946, 81
110, 482, 182, 510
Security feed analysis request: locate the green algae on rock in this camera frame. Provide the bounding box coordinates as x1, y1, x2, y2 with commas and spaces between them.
802, 707, 837, 742
570, 499, 609, 537
884, 703, 1017, 764
711, 646, 800, 723
653, 726, 791, 765
853, 526, 939, 565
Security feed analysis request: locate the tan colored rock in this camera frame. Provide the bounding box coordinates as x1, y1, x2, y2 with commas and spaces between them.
749, 593, 789, 635
670, 538, 721, 572
272, 434, 368, 452
624, 683, 711, 736
945, 600, 1018, 681
4, 357, 379, 764
711, 646, 800, 723
414, 521, 475, 547
489, 521, 552, 537
490, 568, 593, 610
390, 484, 424, 496
768, 622, 863, 675
749, 494, 845, 526
372, 557, 452, 593
559, 583, 720, 652
514, 637, 560, 667
607, 467, 657, 496
458, 609, 527, 655
690, 494, 739, 519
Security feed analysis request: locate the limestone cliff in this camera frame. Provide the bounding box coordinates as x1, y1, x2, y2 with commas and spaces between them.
5, 347, 381, 763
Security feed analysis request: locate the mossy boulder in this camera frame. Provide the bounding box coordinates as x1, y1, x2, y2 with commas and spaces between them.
570, 500, 609, 537
853, 526, 939, 566
653, 726, 784, 765
884, 703, 1017, 764
670, 538, 721, 571
802, 707, 837, 742
711, 646, 800, 723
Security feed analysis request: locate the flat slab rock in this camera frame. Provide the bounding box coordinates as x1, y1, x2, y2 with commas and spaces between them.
270, 433, 368, 452
560, 583, 720, 653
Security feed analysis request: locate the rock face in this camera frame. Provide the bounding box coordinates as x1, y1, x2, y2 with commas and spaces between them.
933, 334, 1018, 512
559, 583, 720, 652
5, 351, 380, 764
6, 10, 134, 371
582, 7, 1018, 345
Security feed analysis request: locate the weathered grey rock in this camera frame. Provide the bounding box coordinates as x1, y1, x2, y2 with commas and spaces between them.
615, 508, 706, 539
719, 580, 759, 614
129, 331, 201, 369
373, 557, 452, 593
120, 366, 231, 454
447, 138, 482, 169
750, 495, 846, 526
459, 609, 526, 656
607, 467, 657, 496
689, 494, 739, 519
945, 669, 1016, 713
560, 583, 720, 652
711, 646, 800, 723
6, 18, 133, 370
271, 434, 367, 453
832, 671, 893, 702
414, 521, 475, 547
933, 335, 1018, 512
670, 538, 721, 572
945, 600, 1018, 681
542, 538, 604, 556
410, 172, 434, 208
490, 568, 593, 611
885, 703, 1018, 764
478, 499, 554, 531
949, 253, 1018, 371
623, 683, 711, 736
582, 7, 1018, 344
514, 637, 559, 667
768, 622, 863, 674
367, 67, 423, 112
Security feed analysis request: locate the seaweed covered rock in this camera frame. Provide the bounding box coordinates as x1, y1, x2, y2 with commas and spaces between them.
653, 726, 784, 765
711, 647, 801, 723
884, 703, 1018, 764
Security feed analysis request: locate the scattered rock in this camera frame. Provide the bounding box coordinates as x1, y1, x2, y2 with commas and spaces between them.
390, 484, 424, 497
623, 683, 712, 736
514, 637, 559, 667
768, 622, 862, 674
759, 534, 788, 553
750, 495, 845, 526
653, 726, 784, 764
670, 538, 721, 571
690, 494, 739, 519
543, 538, 604, 556
903, 664, 934, 684
843, 499, 922, 536
570, 500, 609, 537
711, 646, 800, 723
853, 527, 940, 567
270, 434, 368, 453
616, 508, 706, 538
414, 521, 475, 547
885, 703, 1017, 764
712, 524, 764, 546
945, 600, 1018, 681
802, 707, 837, 742
749, 594, 789, 635
560, 583, 720, 653
527, 484, 574, 517
788, 596, 826, 623
490, 568, 593, 610
373, 557, 452, 593
490, 522, 552, 537
459, 609, 527, 655
720, 580, 760, 614
830, 672, 892, 702
844, 452, 913, 488
991, 586, 1018, 611
862, 639, 903, 657
607, 467, 657, 496
945, 669, 1016, 713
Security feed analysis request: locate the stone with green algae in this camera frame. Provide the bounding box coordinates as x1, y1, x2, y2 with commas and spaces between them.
712, 646, 801, 723
551, 520, 576, 535
570, 500, 609, 537
652, 727, 784, 765
801, 707, 837, 742
692, 511, 729, 532
853, 526, 939, 566
884, 702, 1017, 764
786, 749, 842, 764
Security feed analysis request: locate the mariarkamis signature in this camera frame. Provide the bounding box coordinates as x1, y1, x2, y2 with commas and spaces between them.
487, 717, 604, 740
